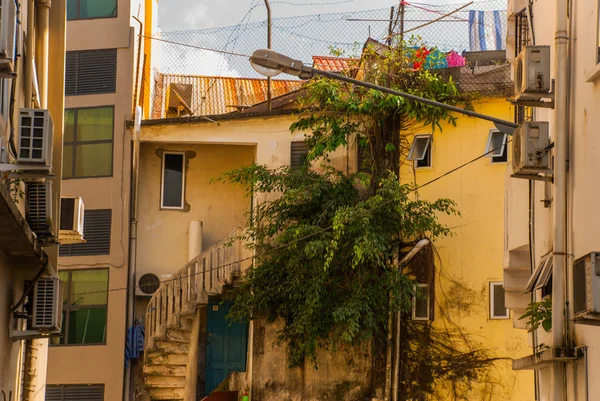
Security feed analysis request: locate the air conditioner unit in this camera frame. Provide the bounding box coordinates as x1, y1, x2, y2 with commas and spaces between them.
25, 181, 54, 238
17, 109, 53, 166
514, 46, 551, 97
136, 272, 163, 297
573, 252, 600, 320
31, 276, 62, 332
59, 197, 85, 244
0, 0, 17, 77
512, 121, 550, 175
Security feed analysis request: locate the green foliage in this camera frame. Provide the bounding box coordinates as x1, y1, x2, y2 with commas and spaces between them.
519, 298, 552, 333
218, 165, 457, 367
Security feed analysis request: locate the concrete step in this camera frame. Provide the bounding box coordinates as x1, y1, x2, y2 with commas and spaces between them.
146, 352, 188, 366
147, 387, 185, 400
143, 364, 186, 377
146, 375, 187, 388
152, 340, 190, 354
165, 328, 191, 343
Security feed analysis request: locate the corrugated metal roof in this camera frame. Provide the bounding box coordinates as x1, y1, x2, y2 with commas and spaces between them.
312, 56, 355, 72
152, 73, 304, 118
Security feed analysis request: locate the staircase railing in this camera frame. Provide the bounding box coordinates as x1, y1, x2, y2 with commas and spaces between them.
144, 227, 251, 348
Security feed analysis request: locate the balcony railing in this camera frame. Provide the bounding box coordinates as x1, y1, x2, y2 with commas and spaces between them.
144, 227, 251, 348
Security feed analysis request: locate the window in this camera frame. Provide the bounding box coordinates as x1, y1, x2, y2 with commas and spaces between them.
60, 210, 112, 257
46, 384, 105, 400
515, 9, 530, 57
161, 152, 186, 209
65, 49, 117, 96
412, 283, 431, 320
63, 107, 114, 179
486, 129, 508, 163
52, 269, 109, 345
408, 134, 432, 168
67, 0, 117, 20
357, 144, 370, 173
290, 141, 309, 169
489, 282, 509, 319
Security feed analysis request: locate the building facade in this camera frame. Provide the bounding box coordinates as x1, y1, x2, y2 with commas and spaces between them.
45, 1, 156, 400
503, 0, 600, 400
0, 0, 67, 400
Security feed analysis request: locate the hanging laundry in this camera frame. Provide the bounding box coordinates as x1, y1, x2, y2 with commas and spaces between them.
446, 51, 466, 68
125, 323, 145, 368
468, 10, 507, 51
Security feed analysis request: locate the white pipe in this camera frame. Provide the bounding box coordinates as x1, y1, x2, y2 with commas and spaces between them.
188, 221, 203, 262
35, 0, 50, 108
24, 0, 35, 107
552, 0, 568, 399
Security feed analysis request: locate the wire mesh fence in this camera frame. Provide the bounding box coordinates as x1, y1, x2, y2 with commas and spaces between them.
143, 0, 511, 120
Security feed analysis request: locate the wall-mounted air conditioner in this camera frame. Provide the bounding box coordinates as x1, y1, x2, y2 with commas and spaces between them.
18, 109, 53, 167
514, 46, 551, 98
574, 252, 600, 321
31, 276, 62, 332
59, 197, 85, 244
136, 272, 163, 297
0, 0, 17, 77
512, 121, 550, 176
25, 181, 53, 238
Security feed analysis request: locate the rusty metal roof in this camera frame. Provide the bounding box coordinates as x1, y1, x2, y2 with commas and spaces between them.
152, 73, 304, 118
311, 56, 355, 72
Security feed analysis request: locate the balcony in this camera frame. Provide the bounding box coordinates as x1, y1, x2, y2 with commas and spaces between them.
0, 183, 46, 270
143, 227, 251, 400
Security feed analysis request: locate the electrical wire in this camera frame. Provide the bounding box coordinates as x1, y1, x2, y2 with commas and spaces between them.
139, 35, 250, 58
71, 138, 513, 298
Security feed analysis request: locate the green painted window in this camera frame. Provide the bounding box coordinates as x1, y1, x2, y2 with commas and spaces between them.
67, 0, 117, 21
52, 269, 109, 345
63, 107, 114, 179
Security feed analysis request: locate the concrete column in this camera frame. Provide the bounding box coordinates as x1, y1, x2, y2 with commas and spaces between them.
184, 308, 202, 400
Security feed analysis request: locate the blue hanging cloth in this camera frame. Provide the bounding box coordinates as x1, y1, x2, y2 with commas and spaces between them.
125, 323, 145, 368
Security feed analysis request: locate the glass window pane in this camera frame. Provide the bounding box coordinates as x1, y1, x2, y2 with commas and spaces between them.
64, 109, 75, 143
50, 311, 67, 345
62, 144, 74, 179
79, 0, 117, 19
414, 285, 429, 319
66, 0, 77, 20
67, 307, 107, 344
487, 131, 506, 157
409, 136, 431, 161
75, 142, 113, 177
76, 107, 113, 142
162, 153, 184, 208
70, 270, 109, 306
493, 284, 507, 317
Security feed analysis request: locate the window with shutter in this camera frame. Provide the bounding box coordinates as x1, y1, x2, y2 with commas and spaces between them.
161, 152, 186, 210
290, 141, 309, 169
59, 210, 112, 256
486, 129, 508, 164
412, 283, 431, 321
408, 134, 432, 168
46, 384, 105, 400
357, 144, 370, 173
65, 49, 117, 96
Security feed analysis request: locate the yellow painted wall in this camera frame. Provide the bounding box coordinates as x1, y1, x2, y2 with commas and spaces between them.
136, 143, 255, 280
400, 98, 534, 400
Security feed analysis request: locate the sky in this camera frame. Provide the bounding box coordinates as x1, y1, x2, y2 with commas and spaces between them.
158, 0, 457, 32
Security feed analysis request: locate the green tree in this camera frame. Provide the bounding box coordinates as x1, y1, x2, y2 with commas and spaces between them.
219, 39, 499, 399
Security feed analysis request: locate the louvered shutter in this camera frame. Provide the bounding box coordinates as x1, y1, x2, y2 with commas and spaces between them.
290, 141, 309, 169
46, 384, 105, 401
65, 49, 117, 96
60, 210, 112, 256
65, 52, 78, 96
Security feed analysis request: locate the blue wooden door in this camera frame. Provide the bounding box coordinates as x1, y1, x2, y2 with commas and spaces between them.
205, 299, 248, 396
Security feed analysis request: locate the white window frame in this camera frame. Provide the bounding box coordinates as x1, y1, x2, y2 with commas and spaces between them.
486, 129, 508, 163
408, 134, 432, 169
489, 282, 510, 320
412, 283, 431, 321
160, 151, 186, 210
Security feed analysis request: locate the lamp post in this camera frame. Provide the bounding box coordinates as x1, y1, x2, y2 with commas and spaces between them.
249, 49, 519, 134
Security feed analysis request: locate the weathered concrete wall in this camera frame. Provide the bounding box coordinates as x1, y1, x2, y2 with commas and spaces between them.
248, 319, 372, 401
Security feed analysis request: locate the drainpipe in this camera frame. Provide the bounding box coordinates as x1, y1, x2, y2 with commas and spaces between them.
24, 0, 35, 107
552, 0, 568, 399
124, 106, 143, 401
35, 0, 50, 108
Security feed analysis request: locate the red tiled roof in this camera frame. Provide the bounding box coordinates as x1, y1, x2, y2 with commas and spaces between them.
311, 56, 355, 72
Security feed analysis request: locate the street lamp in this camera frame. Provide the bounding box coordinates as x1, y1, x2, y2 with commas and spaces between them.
249, 49, 518, 134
